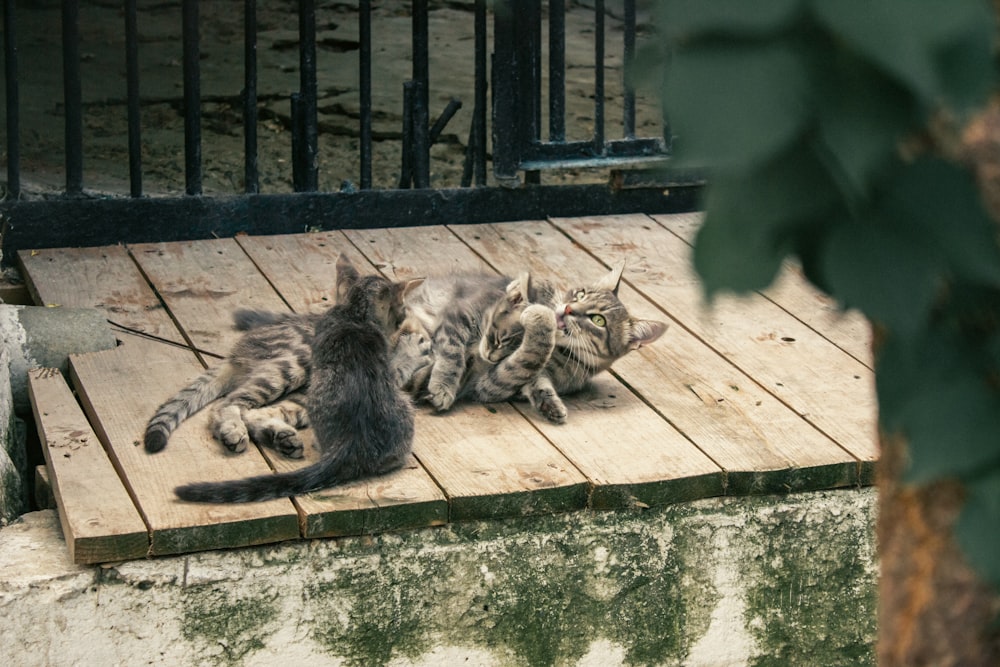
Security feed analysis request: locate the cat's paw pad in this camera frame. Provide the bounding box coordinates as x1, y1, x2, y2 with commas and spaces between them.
521, 304, 557, 331
273, 429, 305, 459
216, 420, 249, 453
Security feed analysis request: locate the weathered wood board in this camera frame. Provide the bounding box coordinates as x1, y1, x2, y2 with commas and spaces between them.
69, 339, 301, 556
650, 212, 873, 367
17, 245, 186, 346
127, 238, 292, 356
15, 215, 878, 562
549, 214, 878, 466
452, 219, 863, 493
27, 367, 149, 564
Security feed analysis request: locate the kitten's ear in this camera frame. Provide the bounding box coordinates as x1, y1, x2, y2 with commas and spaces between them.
506, 272, 531, 305
627, 318, 668, 350
594, 259, 626, 294
401, 277, 425, 300
335, 253, 361, 302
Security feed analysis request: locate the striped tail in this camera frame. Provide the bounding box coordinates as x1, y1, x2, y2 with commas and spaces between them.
144, 366, 233, 453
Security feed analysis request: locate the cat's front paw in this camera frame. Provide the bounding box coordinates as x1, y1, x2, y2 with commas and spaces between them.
521, 304, 557, 332
538, 394, 568, 424
426, 382, 457, 412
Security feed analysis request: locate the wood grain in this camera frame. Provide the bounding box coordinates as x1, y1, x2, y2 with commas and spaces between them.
128, 238, 291, 356
650, 212, 873, 368
550, 213, 877, 466
452, 219, 862, 493
68, 339, 300, 556
27, 367, 149, 564
18, 245, 185, 345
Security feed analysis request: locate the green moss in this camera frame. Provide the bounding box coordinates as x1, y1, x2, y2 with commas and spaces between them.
745, 505, 877, 667
181, 586, 279, 666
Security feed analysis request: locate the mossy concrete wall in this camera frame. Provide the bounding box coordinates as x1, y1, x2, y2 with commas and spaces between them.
0, 488, 876, 666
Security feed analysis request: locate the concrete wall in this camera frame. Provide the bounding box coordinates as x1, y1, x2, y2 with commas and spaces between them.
0, 488, 877, 666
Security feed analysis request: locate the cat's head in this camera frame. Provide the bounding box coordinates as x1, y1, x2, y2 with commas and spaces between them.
336, 254, 424, 334
553, 260, 668, 372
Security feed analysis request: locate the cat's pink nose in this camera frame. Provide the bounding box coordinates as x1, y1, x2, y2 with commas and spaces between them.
563, 305, 572, 315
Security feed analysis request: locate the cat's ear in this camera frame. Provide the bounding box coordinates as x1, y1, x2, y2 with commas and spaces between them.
594, 260, 626, 294
627, 318, 668, 350
335, 253, 361, 302
401, 277, 425, 300
506, 272, 531, 305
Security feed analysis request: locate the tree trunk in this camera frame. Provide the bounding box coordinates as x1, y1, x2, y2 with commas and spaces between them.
877, 431, 1000, 665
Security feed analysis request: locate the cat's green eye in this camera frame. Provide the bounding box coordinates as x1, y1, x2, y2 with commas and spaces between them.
589, 314, 607, 327
574, 290, 586, 300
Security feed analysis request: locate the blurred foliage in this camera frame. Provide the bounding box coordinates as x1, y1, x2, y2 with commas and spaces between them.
648, 0, 1000, 586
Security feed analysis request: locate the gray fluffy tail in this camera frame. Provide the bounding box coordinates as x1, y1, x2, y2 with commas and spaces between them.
174, 445, 367, 503
144, 366, 232, 453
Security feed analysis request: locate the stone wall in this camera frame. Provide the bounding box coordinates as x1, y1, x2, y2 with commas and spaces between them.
0, 488, 877, 666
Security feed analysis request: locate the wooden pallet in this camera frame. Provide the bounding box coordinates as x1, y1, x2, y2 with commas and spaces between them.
19, 213, 877, 564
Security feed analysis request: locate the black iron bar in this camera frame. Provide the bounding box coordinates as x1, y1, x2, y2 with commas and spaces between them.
243, 0, 259, 194
411, 0, 430, 188
3, 0, 20, 198
548, 0, 565, 143
398, 81, 415, 189
528, 0, 541, 142
473, 0, 487, 185
62, 0, 83, 194
359, 0, 372, 190
182, 0, 202, 195
297, 0, 318, 191
124, 0, 142, 197
623, 0, 636, 139
593, 0, 605, 152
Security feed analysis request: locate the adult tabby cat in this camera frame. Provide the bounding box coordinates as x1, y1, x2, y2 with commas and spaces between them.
174, 257, 421, 503
397, 261, 667, 424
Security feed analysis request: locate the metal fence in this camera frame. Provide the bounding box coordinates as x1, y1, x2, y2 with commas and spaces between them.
0, 0, 697, 260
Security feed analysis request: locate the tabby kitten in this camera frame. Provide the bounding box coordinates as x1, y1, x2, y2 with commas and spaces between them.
174, 256, 421, 503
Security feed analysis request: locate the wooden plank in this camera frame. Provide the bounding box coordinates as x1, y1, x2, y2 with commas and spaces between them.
27, 367, 149, 564
69, 338, 301, 556
651, 212, 873, 367
551, 214, 878, 467
452, 220, 862, 494
266, 427, 448, 539
127, 238, 292, 356
234, 231, 372, 313
343, 224, 493, 276
414, 403, 589, 520
345, 226, 591, 518
513, 375, 724, 509
17, 245, 185, 345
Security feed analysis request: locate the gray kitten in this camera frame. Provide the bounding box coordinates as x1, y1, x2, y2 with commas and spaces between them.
174, 255, 422, 503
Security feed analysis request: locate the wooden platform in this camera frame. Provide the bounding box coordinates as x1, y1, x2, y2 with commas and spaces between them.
18, 213, 877, 564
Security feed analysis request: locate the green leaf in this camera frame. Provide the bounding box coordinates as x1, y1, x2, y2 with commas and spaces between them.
955, 467, 1000, 587
658, 0, 803, 42
900, 373, 1000, 484
665, 40, 812, 168
815, 56, 920, 196
808, 0, 994, 108
694, 144, 842, 296
820, 216, 944, 337
881, 159, 1000, 288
